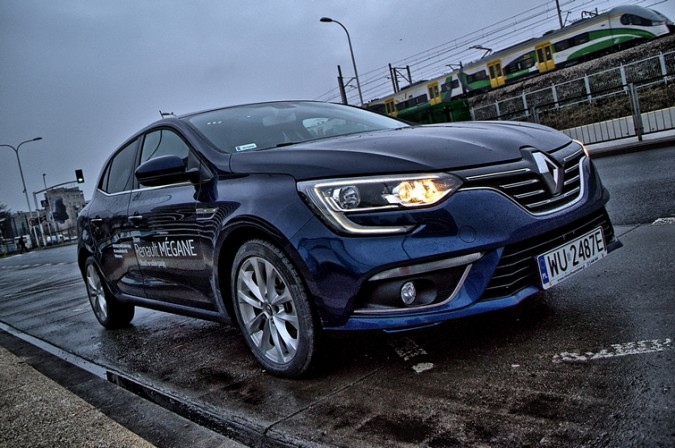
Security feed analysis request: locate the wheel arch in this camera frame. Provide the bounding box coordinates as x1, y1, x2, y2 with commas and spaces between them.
214, 218, 319, 326
78, 246, 94, 278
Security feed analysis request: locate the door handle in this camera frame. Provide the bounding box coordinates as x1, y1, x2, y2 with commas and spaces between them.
127, 215, 143, 224
90, 218, 103, 227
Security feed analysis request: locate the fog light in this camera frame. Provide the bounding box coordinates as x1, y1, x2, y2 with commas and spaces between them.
400, 281, 417, 305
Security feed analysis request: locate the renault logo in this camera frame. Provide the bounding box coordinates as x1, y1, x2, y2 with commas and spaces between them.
532, 152, 562, 195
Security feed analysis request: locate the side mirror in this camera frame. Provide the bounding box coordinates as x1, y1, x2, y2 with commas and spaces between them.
135, 155, 194, 187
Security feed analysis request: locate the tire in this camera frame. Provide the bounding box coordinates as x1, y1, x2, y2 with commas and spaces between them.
84, 257, 134, 329
231, 240, 318, 377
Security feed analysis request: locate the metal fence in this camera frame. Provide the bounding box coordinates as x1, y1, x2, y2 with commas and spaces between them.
470, 49, 675, 144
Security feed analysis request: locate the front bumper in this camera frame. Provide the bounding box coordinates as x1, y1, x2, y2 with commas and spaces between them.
290, 158, 618, 331
327, 207, 621, 331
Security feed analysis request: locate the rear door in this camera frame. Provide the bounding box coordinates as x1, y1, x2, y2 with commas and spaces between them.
89, 139, 146, 298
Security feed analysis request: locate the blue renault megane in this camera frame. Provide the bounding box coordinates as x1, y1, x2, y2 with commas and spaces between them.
77, 101, 621, 377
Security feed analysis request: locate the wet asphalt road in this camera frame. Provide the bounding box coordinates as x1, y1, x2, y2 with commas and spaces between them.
0, 146, 673, 447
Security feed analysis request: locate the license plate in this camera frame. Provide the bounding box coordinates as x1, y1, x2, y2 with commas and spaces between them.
537, 227, 606, 289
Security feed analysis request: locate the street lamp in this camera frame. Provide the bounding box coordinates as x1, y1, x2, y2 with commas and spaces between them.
320, 17, 364, 106
0, 137, 42, 213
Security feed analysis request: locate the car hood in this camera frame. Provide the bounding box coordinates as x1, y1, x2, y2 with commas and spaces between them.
227, 121, 572, 180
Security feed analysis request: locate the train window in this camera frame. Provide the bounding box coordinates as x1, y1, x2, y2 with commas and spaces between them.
385, 99, 396, 115
554, 39, 571, 52
466, 70, 487, 84
414, 94, 428, 105
553, 33, 590, 52
441, 79, 459, 91
621, 14, 654, 26
397, 94, 428, 111
572, 33, 590, 46
504, 54, 535, 75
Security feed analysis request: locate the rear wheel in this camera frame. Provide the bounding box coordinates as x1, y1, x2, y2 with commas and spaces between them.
84, 257, 134, 328
231, 240, 318, 377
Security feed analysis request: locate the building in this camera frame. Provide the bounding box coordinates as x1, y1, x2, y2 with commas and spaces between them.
44, 187, 86, 238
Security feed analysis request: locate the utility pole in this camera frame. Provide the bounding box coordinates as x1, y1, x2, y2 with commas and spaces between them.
337, 65, 348, 105
555, 0, 564, 29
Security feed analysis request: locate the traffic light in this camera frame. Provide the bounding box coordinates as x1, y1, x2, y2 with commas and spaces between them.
75, 169, 84, 183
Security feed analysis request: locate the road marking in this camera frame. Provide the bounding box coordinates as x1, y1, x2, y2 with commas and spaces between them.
553, 338, 672, 363
412, 362, 434, 373
652, 217, 675, 225
389, 337, 435, 373
390, 337, 427, 361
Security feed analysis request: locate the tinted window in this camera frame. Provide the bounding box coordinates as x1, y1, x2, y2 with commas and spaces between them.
141, 129, 190, 164
103, 140, 138, 194
621, 14, 654, 26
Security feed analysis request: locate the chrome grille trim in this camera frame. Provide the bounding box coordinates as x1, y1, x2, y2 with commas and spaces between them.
501, 178, 539, 189
514, 189, 546, 199
563, 175, 580, 186
464, 168, 531, 181
563, 147, 584, 163
458, 147, 587, 215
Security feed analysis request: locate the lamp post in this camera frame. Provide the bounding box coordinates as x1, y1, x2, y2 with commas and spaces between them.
320, 17, 364, 106
0, 137, 42, 213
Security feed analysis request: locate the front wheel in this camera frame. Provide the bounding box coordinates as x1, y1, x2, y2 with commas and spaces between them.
231, 240, 318, 377
84, 257, 134, 329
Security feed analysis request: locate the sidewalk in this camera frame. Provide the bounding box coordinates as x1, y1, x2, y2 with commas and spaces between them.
585, 128, 675, 157
0, 330, 246, 448
0, 345, 156, 448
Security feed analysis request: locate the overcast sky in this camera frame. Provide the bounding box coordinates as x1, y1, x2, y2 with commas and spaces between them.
1, 0, 673, 213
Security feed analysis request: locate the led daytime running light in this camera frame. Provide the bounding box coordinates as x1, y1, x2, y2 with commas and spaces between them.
298, 173, 462, 235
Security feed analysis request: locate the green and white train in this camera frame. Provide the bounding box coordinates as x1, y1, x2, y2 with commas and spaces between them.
367, 5, 672, 123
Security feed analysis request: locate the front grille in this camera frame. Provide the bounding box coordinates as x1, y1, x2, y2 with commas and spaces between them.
462, 145, 585, 214
480, 208, 615, 301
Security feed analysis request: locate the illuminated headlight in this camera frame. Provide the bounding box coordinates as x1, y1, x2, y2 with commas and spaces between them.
298, 173, 462, 235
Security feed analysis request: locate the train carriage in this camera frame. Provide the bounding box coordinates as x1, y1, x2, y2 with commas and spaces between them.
367, 5, 672, 122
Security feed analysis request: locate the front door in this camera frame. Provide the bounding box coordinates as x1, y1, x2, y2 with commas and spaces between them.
129, 128, 213, 309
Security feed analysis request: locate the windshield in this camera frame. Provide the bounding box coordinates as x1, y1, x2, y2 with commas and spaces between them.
184, 101, 408, 154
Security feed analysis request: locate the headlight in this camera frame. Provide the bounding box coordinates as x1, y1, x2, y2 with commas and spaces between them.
298, 173, 462, 235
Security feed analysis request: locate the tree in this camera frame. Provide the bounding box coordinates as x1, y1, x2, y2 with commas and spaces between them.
0, 203, 12, 241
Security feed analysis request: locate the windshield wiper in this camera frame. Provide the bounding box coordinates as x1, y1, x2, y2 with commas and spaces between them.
275, 142, 299, 148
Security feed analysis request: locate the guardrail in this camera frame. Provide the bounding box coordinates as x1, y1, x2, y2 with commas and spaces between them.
470, 49, 675, 144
